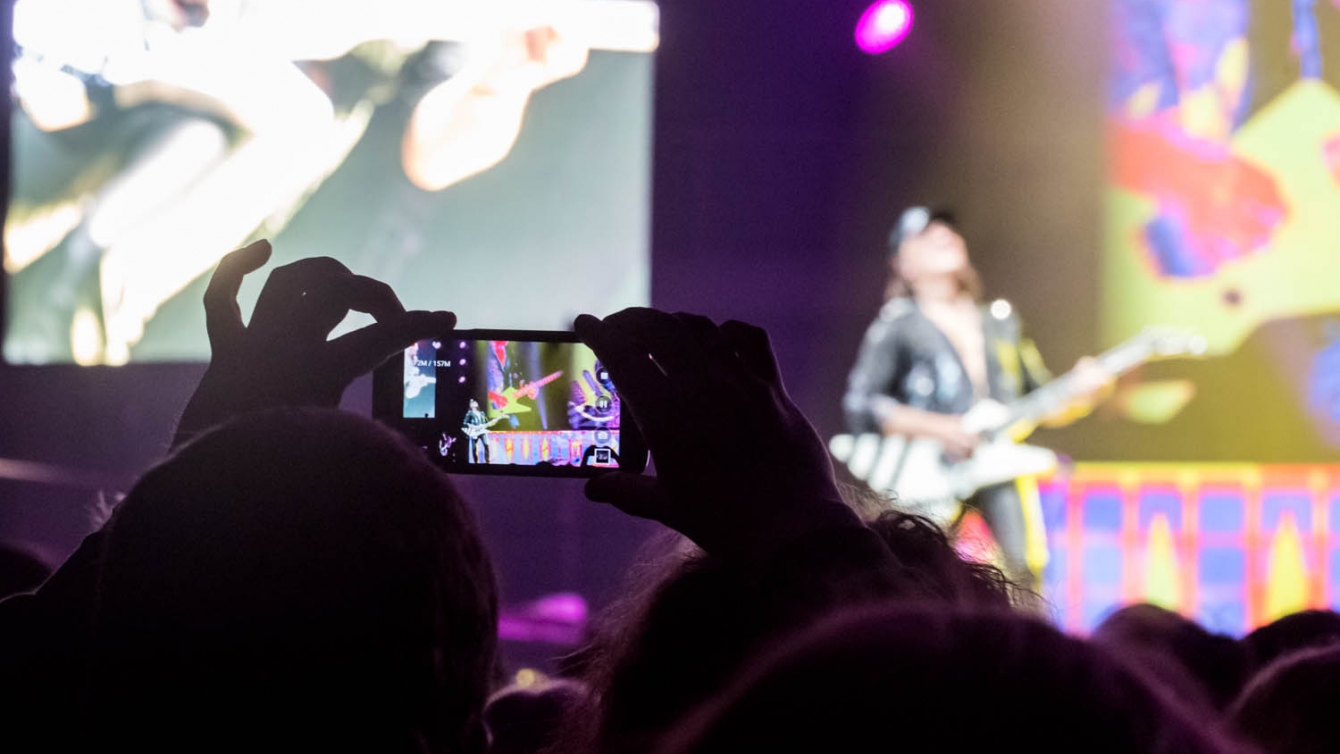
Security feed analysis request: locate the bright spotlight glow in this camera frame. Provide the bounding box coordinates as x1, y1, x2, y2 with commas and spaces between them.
855, 0, 914, 55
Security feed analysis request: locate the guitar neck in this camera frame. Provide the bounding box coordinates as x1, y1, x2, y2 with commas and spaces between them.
999, 338, 1152, 430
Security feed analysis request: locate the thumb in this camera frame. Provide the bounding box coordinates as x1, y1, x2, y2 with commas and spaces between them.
585, 473, 676, 525
204, 239, 273, 354
326, 310, 457, 383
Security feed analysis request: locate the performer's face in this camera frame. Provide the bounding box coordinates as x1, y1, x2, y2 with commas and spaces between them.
895, 221, 969, 282
469, 400, 479, 410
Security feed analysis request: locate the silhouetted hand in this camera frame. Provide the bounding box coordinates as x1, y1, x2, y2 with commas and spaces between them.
576, 308, 860, 566
173, 240, 456, 447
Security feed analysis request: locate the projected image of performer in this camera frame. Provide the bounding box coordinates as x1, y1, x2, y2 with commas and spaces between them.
461, 398, 499, 464
842, 207, 1111, 589
5, 0, 353, 364
6, 0, 655, 364
6, 0, 234, 363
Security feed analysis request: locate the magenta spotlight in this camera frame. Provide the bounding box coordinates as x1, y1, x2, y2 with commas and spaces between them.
855, 0, 914, 54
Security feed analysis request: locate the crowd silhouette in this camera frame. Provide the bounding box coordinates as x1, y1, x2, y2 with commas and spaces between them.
2, 241, 1338, 753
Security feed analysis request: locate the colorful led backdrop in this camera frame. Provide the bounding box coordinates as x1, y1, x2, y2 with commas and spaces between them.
1103, 0, 1340, 459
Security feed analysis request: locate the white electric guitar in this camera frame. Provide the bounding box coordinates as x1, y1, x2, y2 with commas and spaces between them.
829, 327, 1206, 526
462, 415, 507, 440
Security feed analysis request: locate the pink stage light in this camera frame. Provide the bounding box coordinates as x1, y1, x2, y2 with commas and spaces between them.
855, 0, 914, 55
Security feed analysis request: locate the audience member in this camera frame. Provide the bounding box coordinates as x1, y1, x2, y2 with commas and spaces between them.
553, 311, 1041, 753
89, 408, 497, 752
484, 678, 588, 754
1092, 602, 1248, 711
656, 604, 1247, 754
2, 242, 465, 749
0, 540, 55, 599
1230, 644, 1340, 754
553, 309, 931, 753
1241, 609, 1340, 675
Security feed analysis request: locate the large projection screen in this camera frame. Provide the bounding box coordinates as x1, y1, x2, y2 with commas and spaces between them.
4, 0, 656, 365
1104, 0, 1340, 458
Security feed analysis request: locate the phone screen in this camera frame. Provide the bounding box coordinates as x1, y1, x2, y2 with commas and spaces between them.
397, 335, 627, 471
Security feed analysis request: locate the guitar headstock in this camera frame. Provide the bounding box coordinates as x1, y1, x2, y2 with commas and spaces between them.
1132, 326, 1209, 359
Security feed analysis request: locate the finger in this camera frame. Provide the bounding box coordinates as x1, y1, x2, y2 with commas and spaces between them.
574, 313, 667, 402
673, 312, 739, 366
603, 307, 703, 378
203, 239, 272, 354
720, 320, 782, 386
325, 274, 408, 322
299, 273, 408, 343
326, 310, 457, 383
247, 257, 353, 339
585, 473, 677, 525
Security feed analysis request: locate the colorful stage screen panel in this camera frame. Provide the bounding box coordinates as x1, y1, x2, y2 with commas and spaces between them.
1104, 0, 1340, 458
4, 0, 658, 365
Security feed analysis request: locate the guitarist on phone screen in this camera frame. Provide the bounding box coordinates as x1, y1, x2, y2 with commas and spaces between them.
462, 398, 505, 464
840, 207, 1113, 589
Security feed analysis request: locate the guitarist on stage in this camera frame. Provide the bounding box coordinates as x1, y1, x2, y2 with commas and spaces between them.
842, 207, 1111, 589
462, 399, 496, 464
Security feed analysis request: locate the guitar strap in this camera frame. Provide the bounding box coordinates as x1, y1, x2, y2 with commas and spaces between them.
1014, 474, 1050, 577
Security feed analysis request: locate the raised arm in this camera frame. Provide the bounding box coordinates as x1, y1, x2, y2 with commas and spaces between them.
575, 309, 865, 570
173, 240, 457, 447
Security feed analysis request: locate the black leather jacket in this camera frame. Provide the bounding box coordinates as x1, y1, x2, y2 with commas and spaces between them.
843, 297, 1051, 434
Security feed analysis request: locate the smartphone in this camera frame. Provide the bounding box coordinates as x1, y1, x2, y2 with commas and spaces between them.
373, 330, 648, 477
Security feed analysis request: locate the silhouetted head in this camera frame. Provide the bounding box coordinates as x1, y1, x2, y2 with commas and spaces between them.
0, 540, 55, 599
658, 605, 1240, 754
89, 408, 496, 753
1242, 610, 1340, 674
1092, 603, 1247, 710
561, 515, 981, 754
563, 490, 1029, 754
865, 510, 1017, 610
1230, 645, 1340, 754
484, 679, 588, 754
573, 546, 760, 754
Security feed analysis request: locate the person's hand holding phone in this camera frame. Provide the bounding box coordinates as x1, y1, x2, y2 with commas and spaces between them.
575, 308, 861, 567
174, 241, 456, 448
